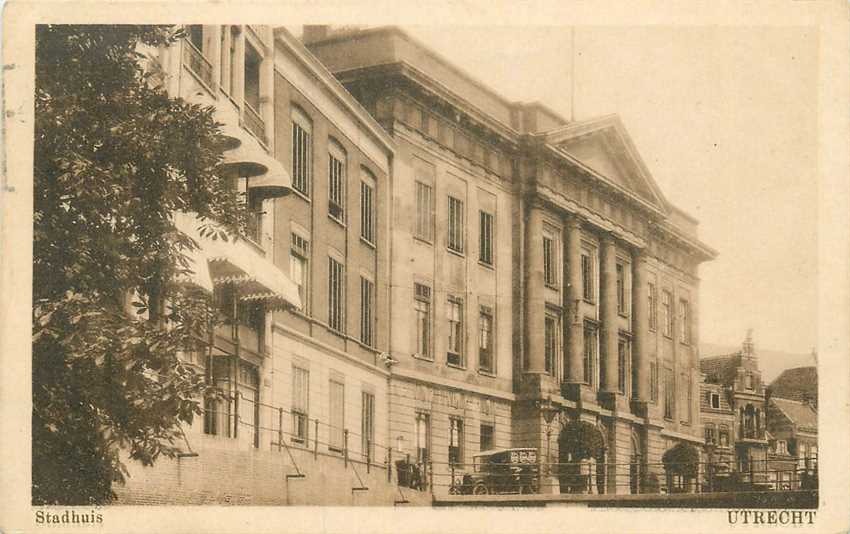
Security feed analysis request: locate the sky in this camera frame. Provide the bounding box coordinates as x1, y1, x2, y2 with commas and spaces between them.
396, 26, 818, 354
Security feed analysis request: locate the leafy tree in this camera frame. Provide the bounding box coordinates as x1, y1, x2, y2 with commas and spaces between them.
33, 25, 244, 504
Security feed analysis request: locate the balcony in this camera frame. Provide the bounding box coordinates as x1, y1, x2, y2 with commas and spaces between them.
243, 103, 266, 146
183, 39, 215, 93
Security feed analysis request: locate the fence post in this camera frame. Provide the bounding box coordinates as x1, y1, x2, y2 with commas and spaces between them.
366, 439, 371, 474
277, 407, 283, 452
387, 447, 392, 483
233, 391, 239, 439
313, 419, 319, 459
344, 429, 349, 468
429, 459, 434, 492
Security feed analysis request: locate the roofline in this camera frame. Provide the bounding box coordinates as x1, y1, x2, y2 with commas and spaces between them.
304, 26, 520, 114
273, 27, 396, 156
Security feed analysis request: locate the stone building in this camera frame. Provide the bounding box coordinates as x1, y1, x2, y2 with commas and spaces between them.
304, 25, 716, 495
114, 25, 404, 505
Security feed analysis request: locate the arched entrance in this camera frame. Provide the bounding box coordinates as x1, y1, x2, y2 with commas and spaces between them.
662, 442, 700, 493
628, 433, 641, 494
557, 420, 606, 494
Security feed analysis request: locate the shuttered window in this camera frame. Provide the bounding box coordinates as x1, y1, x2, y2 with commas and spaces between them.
292, 366, 309, 442
291, 107, 312, 196
479, 211, 494, 266
328, 257, 345, 332
328, 143, 346, 222
360, 277, 374, 347
361, 391, 375, 461
328, 379, 344, 451
415, 182, 434, 242
447, 196, 464, 253
360, 177, 375, 244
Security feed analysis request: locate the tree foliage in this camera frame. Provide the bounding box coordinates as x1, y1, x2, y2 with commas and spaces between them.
558, 420, 605, 461
661, 442, 700, 478
33, 25, 243, 504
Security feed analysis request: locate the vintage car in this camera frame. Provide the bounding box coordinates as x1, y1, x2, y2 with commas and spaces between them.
451, 448, 540, 495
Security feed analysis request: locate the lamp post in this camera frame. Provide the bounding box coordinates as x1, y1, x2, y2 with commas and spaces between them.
536, 396, 560, 492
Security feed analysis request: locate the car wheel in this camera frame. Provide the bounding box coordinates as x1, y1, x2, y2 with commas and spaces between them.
449, 485, 461, 495
472, 483, 489, 495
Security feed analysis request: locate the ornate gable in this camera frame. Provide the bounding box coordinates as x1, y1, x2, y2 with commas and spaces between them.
543, 114, 669, 214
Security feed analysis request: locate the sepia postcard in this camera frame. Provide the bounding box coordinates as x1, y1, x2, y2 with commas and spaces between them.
1, 1, 849, 533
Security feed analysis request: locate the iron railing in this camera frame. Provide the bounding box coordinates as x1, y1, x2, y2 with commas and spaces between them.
183, 39, 215, 91
243, 103, 266, 145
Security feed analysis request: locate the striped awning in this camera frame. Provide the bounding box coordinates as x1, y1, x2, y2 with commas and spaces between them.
173, 211, 301, 309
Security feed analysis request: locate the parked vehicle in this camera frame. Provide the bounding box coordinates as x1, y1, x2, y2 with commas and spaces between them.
452, 448, 540, 495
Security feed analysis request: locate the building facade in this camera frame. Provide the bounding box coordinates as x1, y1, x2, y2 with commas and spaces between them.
699, 333, 819, 492
304, 26, 717, 495
114, 25, 405, 506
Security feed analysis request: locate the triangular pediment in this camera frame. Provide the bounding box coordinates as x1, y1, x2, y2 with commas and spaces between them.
543, 115, 669, 213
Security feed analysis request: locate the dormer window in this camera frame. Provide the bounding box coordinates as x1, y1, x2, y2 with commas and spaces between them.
710, 392, 720, 409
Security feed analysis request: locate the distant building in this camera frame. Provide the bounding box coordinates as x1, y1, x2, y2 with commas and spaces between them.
769, 365, 818, 408
700, 332, 818, 491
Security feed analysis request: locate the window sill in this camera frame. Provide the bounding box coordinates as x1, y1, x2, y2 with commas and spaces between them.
447, 247, 465, 258
478, 260, 495, 271
662, 334, 673, 340
413, 235, 433, 247
411, 353, 434, 363
679, 341, 691, 347
477, 369, 496, 378
360, 236, 376, 249
328, 214, 347, 228
446, 360, 466, 371
292, 188, 312, 203
618, 312, 630, 319
544, 283, 560, 291
582, 298, 597, 306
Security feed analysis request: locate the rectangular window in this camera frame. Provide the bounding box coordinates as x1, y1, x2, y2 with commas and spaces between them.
544, 314, 558, 375
447, 296, 464, 366
415, 181, 434, 242
679, 299, 691, 344
543, 236, 557, 287
328, 257, 345, 333
228, 27, 239, 96
292, 366, 309, 443
616, 262, 628, 315
360, 277, 374, 347
415, 413, 430, 463
414, 283, 431, 359
581, 251, 595, 302
290, 233, 309, 311
710, 392, 720, 409
291, 109, 312, 196
662, 290, 673, 338
448, 196, 465, 253
360, 180, 375, 244
681, 372, 692, 424
361, 391, 375, 462
719, 426, 729, 447
617, 337, 629, 395
648, 283, 658, 332
650, 360, 658, 402
448, 417, 464, 468
478, 306, 494, 373
243, 42, 261, 115
705, 424, 717, 445
480, 424, 494, 452
479, 211, 494, 266
663, 368, 674, 420
583, 323, 597, 385
328, 149, 346, 222
328, 379, 345, 452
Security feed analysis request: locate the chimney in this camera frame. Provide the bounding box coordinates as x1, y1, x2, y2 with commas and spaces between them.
302, 25, 330, 44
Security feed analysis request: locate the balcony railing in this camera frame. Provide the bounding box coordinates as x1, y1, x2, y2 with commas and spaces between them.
183, 39, 215, 92
243, 103, 266, 145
